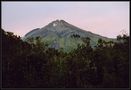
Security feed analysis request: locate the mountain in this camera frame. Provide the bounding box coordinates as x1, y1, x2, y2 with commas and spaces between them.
23, 19, 115, 52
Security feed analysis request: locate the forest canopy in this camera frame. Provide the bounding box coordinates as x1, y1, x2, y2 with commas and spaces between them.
1, 29, 129, 88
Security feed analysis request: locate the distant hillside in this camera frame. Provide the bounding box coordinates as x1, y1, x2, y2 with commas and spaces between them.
23, 20, 116, 52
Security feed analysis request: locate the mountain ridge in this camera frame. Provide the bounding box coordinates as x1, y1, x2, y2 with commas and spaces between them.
23, 19, 116, 52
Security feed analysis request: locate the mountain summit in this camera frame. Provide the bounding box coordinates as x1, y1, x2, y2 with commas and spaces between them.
24, 20, 115, 52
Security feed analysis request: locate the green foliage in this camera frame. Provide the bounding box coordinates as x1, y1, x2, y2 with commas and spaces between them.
1, 29, 129, 88
71, 34, 80, 38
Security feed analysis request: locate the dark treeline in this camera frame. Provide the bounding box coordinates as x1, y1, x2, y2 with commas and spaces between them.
1, 29, 129, 88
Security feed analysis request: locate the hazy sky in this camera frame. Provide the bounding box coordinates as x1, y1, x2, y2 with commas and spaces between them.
2, 1, 129, 38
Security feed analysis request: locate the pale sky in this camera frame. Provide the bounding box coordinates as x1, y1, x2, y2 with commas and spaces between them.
2, 1, 129, 38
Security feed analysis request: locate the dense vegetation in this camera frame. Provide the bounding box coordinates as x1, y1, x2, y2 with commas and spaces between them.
1, 29, 129, 88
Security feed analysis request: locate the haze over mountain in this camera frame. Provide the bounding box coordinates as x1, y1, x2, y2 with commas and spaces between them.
24, 20, 115, 52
